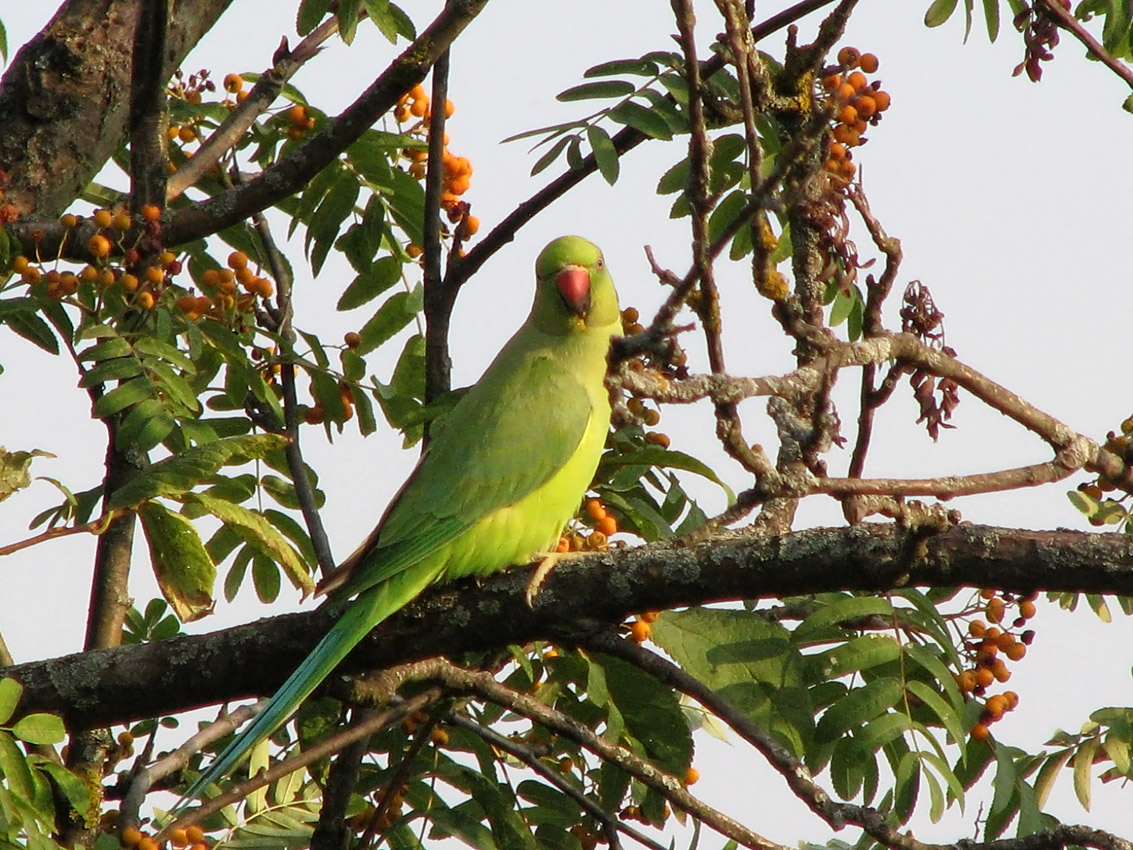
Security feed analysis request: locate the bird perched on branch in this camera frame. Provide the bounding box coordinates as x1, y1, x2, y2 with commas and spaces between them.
178, 235, 621, 805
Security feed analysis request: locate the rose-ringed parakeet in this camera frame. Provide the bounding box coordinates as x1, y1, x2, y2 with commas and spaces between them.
179, 235, 620, 804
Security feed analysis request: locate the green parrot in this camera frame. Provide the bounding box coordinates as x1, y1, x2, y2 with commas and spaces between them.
179, 235, 620, 804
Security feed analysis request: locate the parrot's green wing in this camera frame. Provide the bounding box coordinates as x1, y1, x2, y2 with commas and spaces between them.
336, 350, 596, 598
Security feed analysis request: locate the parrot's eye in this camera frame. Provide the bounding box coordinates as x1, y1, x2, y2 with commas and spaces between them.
596, 257, 605, 268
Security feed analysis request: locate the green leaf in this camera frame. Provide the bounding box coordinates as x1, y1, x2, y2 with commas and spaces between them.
187, 493, 313, 594
1073, 736, 1099, 810
337, 256, 401, 311
0, 679, 22, 725
10, 714, 65, 746
599, 445, 734, 501
925, 0, 959, 26
107, 434, 289, 511
608, 101, 673, 140
795, 594, 894, 640
36, 761, 92, 814
307, 172, 360, 276
0, 729, 34, 803
557, 80, 636, 102
598, 654, 692, 774
93, 379, 157, 423
5, 310, 59, 355
982, 0, 1000, 40
587, 125, 619, 185
652, 608, 813, 756
116, 398, 175, 453
814, 634, 901, 679
584, 58, 659, 78
530, 135, 574, 177
79, 355, 143, 388
138, 501, 216, 623
297, 0, 333, 35
0, 448, 53, 505
356, 288, 418, 354
815, 678, 903, 743
905, 681, 965, 748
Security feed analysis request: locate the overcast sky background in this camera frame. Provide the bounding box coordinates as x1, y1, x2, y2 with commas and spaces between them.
2, 1, 1132, 845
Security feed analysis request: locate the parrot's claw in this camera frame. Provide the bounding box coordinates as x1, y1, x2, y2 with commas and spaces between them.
526, 551, 586, 607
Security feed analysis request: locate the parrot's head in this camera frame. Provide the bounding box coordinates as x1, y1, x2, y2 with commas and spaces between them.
533, 235, 620, 336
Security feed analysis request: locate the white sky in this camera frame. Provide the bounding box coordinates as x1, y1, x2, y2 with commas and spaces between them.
1, 1, 1132, 846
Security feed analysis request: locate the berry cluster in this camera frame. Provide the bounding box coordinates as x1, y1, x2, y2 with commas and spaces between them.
394, 84, 480, 254
120, 823, 209, 850
954, 589, 1037, 740
627, 609, 660, 644
820, 47, 892, 182
619, 306, 685, 449
556, 496, 620, 554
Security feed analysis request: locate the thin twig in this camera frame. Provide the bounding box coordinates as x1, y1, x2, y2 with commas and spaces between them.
1036, 0, 1133, 90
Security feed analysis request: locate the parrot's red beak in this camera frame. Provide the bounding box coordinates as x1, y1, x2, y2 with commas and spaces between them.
555, 267, 591, 317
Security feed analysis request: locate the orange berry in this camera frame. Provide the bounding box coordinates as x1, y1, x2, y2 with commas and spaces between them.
135, 291, 155, 310
854, 95, 877, 119
1005, 643, 1027, 662
93, 209, 113, 228
11, 255, 29, 274
80, 265, 99, 283
97, 267, 116, 286
837, 82, 856, 102
223, 73, 244, 93
986, 598, 1006, 624
112, 212, 133, 231
236, 90, 249, 103
121, 828, 143, 848
394, 105, 411, 122
994, 632, 1015, 651
120, 273, 139, 292
252, 277, 274, 298
971, 722, 991, 741
448, 174, 471, 196
1019, 599, 1036, 619
1004, 690, 1020, 709
227, 250, 249, 270
87, 234, 112, 259
185, 826, 205, 844
288, 104, 308, 126
847, 71, 868, 91
177, 125, 196, 143
828, 142, 847, 161
444, 98, 455, 117
408, 162, 426, 179
821, 74, 842, 92
556, 536, 570, 553
160, 251, 177, 267
169, 827, 189, 847
457, 215, 480, 240
145, 266, 165, 285
975, 667, 994, 688
235, 266, 256, 287
859, 53, 879, 73
684, 766, 700, 785
837, 46, 861, 67
406, 243, 423, 258
629, 619, 651, 643
838, 159, 856, 180
956, 670, 977, 693
979, 588, 996, 600
410, 96, 429, 117
991, 660, 1011, 682
408, 84, 427, 101
837, 104, 858, 125
596, 515, 617, 536
968, 620, 987, 638
344, 331, 361, 348
872, 90, 891, 112
586, 499, 606, 521
60, 213, 78, 228
141, 204, 161, 222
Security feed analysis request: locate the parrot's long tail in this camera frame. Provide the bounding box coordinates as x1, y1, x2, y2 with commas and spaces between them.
175, 566, 439, 810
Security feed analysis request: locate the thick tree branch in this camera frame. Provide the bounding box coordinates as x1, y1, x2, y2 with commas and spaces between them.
0, 0, 234, 218
6, 524, 1133, 732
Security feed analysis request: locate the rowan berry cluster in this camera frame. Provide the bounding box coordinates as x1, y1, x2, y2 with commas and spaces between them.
120, 823, 209, 850
303, 381, 356, 425
394, 83, 480, 255
556, 496, 620, 554
954, 589, 1037, 740
627, 609, 660, 644
820, 47, 892, 182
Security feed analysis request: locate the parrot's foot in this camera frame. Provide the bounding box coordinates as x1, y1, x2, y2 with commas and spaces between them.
525, 551, 584, 607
